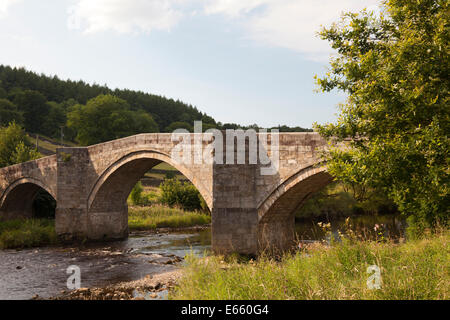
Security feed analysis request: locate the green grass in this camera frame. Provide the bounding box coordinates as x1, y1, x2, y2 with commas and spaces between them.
171, 230, 449, 300
0, 218, 57, 249
153, 162, 179, 171
27, 134, 77, 153
128, 205, 211, 231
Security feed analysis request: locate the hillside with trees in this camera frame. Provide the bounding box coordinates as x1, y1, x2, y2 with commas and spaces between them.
0, 65, 311, 146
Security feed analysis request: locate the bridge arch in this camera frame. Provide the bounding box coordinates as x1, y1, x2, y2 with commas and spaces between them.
0, 177, 56, 220
257, 164, 334, 252
86, 150, 211, 240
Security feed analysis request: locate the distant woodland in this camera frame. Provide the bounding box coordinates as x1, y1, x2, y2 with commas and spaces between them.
0, 65, 311, 145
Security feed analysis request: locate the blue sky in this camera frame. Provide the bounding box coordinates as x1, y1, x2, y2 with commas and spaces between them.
0, 0, 379, 128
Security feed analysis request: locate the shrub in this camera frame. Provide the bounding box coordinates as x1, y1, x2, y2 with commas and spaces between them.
159, 178, 204, 212
129, 182, 160, 206
129, 182, 144, 205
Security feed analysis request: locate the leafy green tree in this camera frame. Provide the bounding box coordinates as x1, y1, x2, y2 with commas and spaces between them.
67, 94, 159, 145
0, 122, 41, 167
0, 99, 23, 127
164, 121, 193, 133
132, 110, 159, 134
12, 90, 49, 133
41, 102, 67, 138
11, 141, 41, 164
315, 0, 449, 231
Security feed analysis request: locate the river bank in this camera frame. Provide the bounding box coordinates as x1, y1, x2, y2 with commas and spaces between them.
37, 227, 449, 301
171, 230, 449, 300
1, 213, 426, 300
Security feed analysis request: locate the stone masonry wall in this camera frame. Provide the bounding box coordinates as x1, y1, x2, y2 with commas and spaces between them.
0, 132, 334, 254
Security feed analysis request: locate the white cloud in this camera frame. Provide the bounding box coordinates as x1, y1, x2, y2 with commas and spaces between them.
67, 0, 380, 60
204, 0, 269, 17
67, 0, 183, 34
0, 0, 21, 17
203, 0, 380, 61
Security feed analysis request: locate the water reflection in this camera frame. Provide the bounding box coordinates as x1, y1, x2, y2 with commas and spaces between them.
133, 229, 211, 257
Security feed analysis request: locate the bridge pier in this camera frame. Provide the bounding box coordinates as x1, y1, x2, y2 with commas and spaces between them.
212, 208, 259, 255
211, 163, 262, 255
55, 148, 91, 240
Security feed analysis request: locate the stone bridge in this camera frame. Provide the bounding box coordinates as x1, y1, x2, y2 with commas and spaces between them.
0, 132, 334, 255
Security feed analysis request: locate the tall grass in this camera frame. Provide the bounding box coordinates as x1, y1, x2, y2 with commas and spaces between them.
171, 230, 449, 300
0, 218, 57, 249
128, 205, 211, 231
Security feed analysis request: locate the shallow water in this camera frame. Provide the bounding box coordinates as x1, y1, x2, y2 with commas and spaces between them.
0, 214, 405, 300
0, 230, 210, 300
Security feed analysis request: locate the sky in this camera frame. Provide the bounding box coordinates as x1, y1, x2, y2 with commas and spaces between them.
0, 0, 380, 128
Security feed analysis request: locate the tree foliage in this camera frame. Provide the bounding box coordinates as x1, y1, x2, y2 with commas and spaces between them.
159, 178, 204, 212
0, 65, 216, 132
315, 0, 449, 228
0, 98, 23, 127
0, 65, 312, 139
0, 122, 41, 168
164, 121, 193, 133
12, 90, 49, 134
67, 94, 159, 145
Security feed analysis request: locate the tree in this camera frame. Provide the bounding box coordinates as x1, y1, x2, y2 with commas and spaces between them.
11, 141, 41, 164
0, 122, 41, 168
0, 99, 23, 127
164, 121, 193, 133
67, 94, 159, 145
12, 90, 49, 133
41, 102, 67, 138
0, 65, 218, 133
315, 0, 449, 231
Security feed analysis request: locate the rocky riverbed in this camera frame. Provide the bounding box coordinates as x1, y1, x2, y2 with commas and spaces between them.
46, 270, 182, 300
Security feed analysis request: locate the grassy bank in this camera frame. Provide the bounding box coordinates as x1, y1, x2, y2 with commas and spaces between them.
171, 231, 449, 300
0, 218, 57, 249
128, 205, 211, 231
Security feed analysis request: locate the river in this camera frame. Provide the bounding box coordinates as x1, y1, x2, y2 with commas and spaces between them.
0, 214, 405, 300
